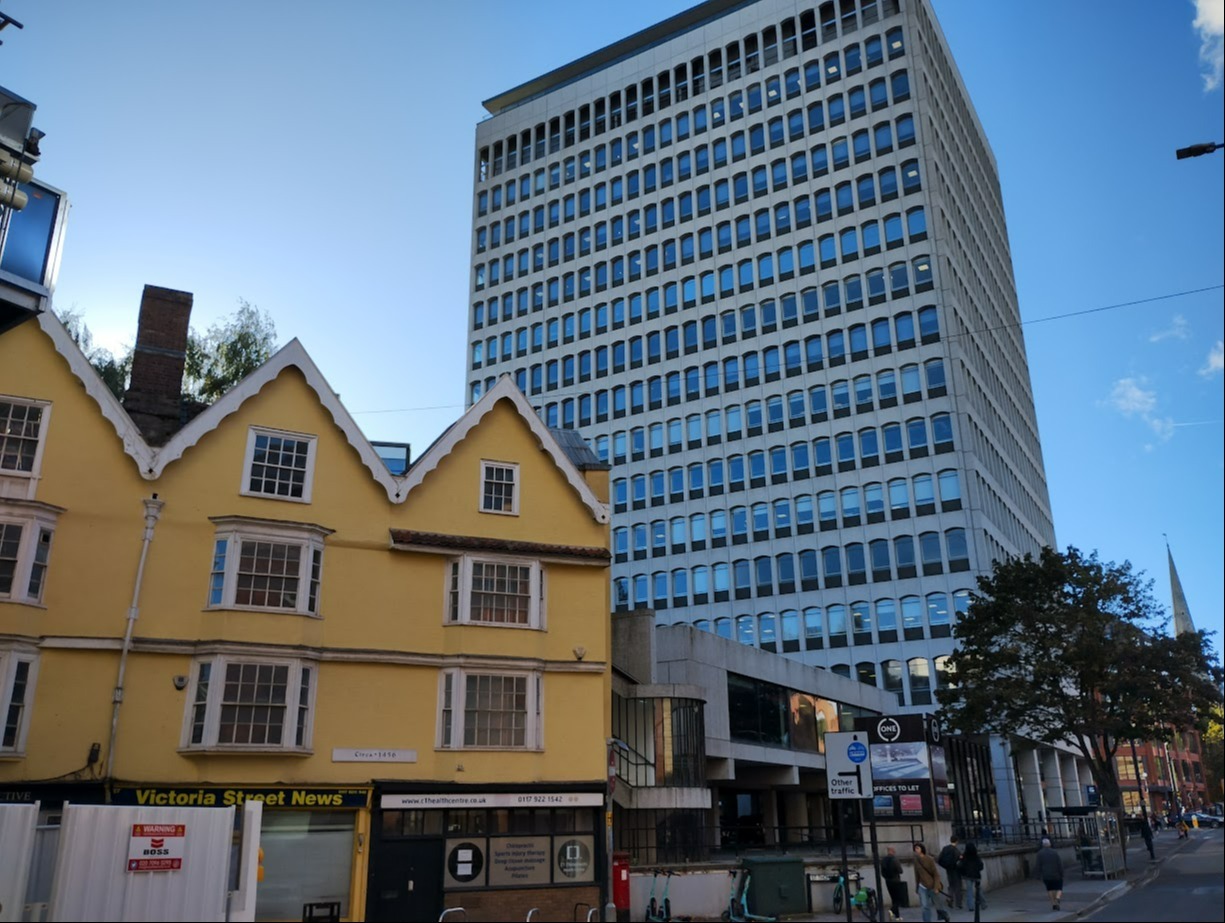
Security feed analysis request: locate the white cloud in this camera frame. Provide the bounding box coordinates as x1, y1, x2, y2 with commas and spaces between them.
1200, 339, 1225, 377
1147, 416, 1176, 441
1109, 378, 1157, 415
1148, 314, 1190, 342
1194, 0, 1225, 91
1108, 378, 1177, 445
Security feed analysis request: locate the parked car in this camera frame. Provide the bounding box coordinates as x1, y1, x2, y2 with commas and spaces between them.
1186, 812, 1223, 829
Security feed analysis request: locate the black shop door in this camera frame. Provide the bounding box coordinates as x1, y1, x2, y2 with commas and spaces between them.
368, 838, 444, 923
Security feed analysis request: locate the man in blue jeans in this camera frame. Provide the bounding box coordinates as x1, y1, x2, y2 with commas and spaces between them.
912, 843, 950, 923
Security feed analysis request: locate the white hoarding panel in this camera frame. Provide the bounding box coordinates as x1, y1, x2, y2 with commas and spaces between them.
0, 803, 39, 923
49, 805, 234, 922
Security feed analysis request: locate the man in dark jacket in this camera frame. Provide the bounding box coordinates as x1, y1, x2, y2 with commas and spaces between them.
881, 846, 906, 921
1035, 837, 1064, 910
1139, 816, 1155, 859
937, 836, 963, 909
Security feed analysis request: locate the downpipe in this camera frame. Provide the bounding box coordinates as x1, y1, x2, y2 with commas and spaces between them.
104, 495, 164, 792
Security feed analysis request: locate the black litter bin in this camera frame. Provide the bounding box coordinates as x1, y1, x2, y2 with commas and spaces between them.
893, 880, 910, 908
741, 856, 807, 917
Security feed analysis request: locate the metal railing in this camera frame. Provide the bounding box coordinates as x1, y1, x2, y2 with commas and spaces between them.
951, 821, 1088, 848
615, 816, 925, 866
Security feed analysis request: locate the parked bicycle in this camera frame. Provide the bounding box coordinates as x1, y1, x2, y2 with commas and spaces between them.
832, 872, 878, 920
851, 885, 878, 921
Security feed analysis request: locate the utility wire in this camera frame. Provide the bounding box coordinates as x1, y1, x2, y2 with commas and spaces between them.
349, 283, 1224, 416
946, 283, 1224, 341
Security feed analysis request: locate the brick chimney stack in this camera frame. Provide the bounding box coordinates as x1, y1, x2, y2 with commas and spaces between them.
124, 284, 193, 445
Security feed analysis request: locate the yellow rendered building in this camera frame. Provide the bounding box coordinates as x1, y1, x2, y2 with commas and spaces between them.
0, 290, 611, 922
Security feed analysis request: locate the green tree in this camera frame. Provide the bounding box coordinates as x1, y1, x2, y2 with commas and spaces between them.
183, 299, 277, 402
59, 309, 132, 399
58, 300, 277, 404
937, 546, 1223, 813
1204, 704, 1225, 807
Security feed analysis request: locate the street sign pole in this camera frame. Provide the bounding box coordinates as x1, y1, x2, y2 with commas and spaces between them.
825, 731, 876, 923
866, 806, 884, 923
838, 805, 852, 923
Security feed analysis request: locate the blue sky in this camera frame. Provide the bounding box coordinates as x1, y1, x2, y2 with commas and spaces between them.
5, 0, 1222, 656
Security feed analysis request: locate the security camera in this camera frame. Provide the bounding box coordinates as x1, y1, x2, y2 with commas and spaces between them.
172, 675, 188, 690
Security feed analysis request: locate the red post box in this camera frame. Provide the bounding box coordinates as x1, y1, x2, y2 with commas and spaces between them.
612, 851, 631, 911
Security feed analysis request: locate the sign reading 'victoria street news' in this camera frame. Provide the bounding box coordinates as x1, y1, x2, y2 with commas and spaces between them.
127, 824, 186, 872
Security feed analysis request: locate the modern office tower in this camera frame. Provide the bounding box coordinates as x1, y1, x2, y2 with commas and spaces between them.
467, 0, 1055, 713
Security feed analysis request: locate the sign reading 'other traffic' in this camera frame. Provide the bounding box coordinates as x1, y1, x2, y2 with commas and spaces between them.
824, 731, 875, 799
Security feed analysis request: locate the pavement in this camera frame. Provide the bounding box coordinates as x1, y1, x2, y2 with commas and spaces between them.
778, 835, 1191, 923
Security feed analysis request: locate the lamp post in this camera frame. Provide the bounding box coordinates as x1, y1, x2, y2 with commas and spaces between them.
1128, 741, 1150, 826
1128, 740, 1154, 859
1175, 141, 1223, 159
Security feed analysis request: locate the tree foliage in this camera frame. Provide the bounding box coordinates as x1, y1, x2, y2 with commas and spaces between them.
937, 546, 1224, 810
1204, 704, 1225, 807
59, 300, 277, 405
59, 310, 131, 400
183, 299, 277, 402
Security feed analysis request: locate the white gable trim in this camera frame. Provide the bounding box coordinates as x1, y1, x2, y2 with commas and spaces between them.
400, 376, 610, 523
153, 339, 402, 500
36, 311, 156, 475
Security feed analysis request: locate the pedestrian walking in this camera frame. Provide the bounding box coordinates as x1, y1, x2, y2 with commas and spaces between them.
937, 836, 963, 909
1035, 837, 1064, 911
912, 842, 950, 923
881, 846, 906, 921
957, 842, 987, 913
1139, 816, 1155, 860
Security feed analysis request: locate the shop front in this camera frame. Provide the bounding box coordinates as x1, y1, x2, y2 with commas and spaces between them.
370, 783, 605, 923
111, 784, 370, 921
0, 781, 106, 817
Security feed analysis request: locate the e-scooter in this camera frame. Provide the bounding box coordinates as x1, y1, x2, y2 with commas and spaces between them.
720, 868, 778, 923
645, 868, 674, 922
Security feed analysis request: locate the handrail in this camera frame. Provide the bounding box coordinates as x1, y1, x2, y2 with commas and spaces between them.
439, 909, 467, 922
614, 739, 652, 768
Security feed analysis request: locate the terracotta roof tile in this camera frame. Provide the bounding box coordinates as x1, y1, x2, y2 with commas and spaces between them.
389, 529, 610, 561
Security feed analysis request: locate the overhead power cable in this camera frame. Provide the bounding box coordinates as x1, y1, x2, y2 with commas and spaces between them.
349, 283, 1224, 416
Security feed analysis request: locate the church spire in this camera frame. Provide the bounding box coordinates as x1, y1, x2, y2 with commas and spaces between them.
1166, 539, 1197, 637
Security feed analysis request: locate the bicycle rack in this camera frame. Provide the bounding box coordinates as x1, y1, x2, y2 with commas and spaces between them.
586, 908, 600, 922
525, 909, 540, 921
438, 909, 467, 922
